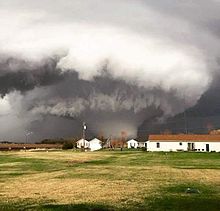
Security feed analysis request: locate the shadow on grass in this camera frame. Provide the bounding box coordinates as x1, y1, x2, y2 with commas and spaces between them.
41, 203, 114, 211
0, 202, 115, 211
145, 183, 220, 211
147, 195, 220, 211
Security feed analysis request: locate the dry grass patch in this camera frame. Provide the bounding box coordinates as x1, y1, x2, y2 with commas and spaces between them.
10, 151, 107, 162
0, 175, 142, 206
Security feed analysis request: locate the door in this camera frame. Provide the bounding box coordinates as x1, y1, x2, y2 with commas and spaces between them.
187, 143, 191, 151
187, 143, 195, 151
192, 143, 195, 151
206, 144, 210, 152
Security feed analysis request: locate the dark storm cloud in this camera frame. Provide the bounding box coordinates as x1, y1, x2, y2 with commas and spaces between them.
0, 57, 63, 97
138, 72, 220, 136
0, 1, 220, 141
26, 73, 188, 138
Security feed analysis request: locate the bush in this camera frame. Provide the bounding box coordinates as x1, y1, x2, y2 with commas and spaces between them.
62, 142, 73, 150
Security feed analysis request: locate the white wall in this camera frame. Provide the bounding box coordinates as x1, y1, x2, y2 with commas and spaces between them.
194, 142, 220, 152
127, 139, 138, 148
89, 138, 102, 151
148, 140, 220, 152
138, 142, 147, 148
77, 139, 89, 148
148, 141, 187, 152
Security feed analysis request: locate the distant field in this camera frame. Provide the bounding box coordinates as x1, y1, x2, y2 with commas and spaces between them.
0, 150, 219, 210
0, 143, 62, 150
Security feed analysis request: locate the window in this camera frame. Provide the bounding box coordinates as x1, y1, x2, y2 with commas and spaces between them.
156, 142, 160, 148
179, 142, 182, 146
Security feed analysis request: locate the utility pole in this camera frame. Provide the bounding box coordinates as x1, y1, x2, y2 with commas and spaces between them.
25, 131, 33, 151
82, 122, 87, 148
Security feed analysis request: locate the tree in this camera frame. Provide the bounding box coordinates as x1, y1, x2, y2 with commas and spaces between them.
120, 131, 127, 150
62, 141, 73, 150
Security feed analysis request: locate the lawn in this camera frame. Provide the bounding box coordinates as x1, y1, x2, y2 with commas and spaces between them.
0, 150, 219, 210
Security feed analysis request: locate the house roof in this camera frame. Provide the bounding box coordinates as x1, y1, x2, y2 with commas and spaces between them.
148, 134, 220, 142
89, 138, 101, 142
127, 139, 138, 142
77, 138, 88, 142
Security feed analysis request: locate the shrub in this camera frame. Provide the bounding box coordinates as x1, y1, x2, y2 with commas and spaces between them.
62, 142, 73, 150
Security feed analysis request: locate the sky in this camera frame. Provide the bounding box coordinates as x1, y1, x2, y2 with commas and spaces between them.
0, 0, 220, 141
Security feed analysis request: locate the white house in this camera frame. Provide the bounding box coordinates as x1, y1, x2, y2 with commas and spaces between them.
127, 139, 138, 148
89, 138, 102, 151
76, 138, 89, 149
147, 134, 220, 152
137, 141, 148, 148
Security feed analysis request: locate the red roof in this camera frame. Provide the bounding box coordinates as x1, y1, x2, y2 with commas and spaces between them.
148, 134, 220, 142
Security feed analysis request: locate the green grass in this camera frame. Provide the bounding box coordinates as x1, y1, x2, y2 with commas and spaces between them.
145, 183, 219, 210
0, 201, 114, 211
73, 151, 220, 169
0, 150, 219, 210
0, 154, 65, 179
146, 195, 220, 211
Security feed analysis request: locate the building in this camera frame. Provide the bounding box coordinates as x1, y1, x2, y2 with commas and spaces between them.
137, 141, 148, 148
127, 139, 138, 148
89, 138, 102, 151
147, 134, 220, 152
76, 138, 89, 149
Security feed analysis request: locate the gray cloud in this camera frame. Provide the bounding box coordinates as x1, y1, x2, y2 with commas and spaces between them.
0, 1, 220, 141
0, 57, 63, 97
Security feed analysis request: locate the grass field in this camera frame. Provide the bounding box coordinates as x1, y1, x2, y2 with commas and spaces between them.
0, 150, 219, 210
